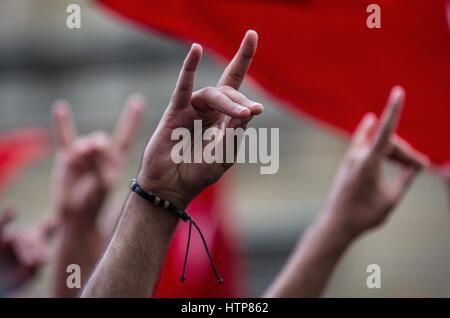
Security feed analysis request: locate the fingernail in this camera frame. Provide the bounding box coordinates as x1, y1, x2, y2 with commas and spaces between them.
365, 112, 376, 121
391, 85, 405, 101
253, 103, 264, 112
53, 100, 69, 113
191, 43, 202, 50
238, 107, 251, 116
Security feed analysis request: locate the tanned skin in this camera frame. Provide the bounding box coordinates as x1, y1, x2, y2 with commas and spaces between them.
82, 31, 264, 297
264, 87, 429, 297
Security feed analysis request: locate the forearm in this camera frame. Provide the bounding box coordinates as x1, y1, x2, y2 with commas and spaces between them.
81, 190, 179, 298
53, 221, 106, 297
264, 213, 354, 298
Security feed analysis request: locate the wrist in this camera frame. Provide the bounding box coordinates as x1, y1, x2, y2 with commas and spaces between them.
58, 209, 99, 233
123, 187, 180, 235
136, 172, 191, 210
315, 211, 360, 245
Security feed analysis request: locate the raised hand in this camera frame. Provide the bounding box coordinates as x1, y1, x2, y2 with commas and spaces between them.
82, 31, 264, 297
265, 86, 429, 298
0, 206, 48, 296
322, 86, 429, 237
51, 95, 145, 226
51, 95, 145, 297
138, 30, 263, 209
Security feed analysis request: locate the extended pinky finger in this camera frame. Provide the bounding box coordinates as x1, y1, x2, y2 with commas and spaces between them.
52, 100, 77, 149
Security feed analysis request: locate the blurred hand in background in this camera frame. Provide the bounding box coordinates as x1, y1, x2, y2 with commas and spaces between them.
0, 206, 48, 297
82, 31, 263, 297
51, 96, 145, 226
265, 86, 429, 298
51, 96, 145, 297
320, 86, 429, 237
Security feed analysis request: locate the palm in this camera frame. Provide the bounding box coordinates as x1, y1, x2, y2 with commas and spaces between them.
139, 31, 263, 209
141, 106, 226, 208
178, 107, 229, 186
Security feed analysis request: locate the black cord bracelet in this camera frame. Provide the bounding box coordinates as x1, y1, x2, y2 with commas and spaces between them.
130, 179, 223, 284
130, 179, 190, 221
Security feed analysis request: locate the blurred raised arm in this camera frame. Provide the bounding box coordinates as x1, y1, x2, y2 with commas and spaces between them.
51, 96, 145, 297
0, 206, 50, 296
265, 86, 429, 297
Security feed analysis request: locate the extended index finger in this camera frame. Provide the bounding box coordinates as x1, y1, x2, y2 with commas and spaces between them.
217, 30, 258, 90
52, 100, 77, 149
372, 86, 405, 153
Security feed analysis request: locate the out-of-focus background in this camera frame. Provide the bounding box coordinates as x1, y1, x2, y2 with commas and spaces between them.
1, 0, 449, 297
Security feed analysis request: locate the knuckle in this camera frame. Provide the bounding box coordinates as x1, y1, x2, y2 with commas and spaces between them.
177, 82, 194, 93
169, 93, 176, 104
203, 86, 217, 95
202, 86, 221, 99
182, 59, 196, 73
240, 49, 254, 61
91, 131, 108, 139
229, 71, 244, 83
382, 199, 396, 214
218, 85, 234, 93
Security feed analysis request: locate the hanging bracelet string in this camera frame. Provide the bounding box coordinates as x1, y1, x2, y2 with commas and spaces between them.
129, 179, 223, 284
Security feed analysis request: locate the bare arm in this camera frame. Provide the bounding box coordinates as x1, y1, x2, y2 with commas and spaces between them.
264, 214, 353, 298
82, 30, 262, 297
51, 97, 145, 297
265, 86, 429, 297
0, 206, 49, 296
53, 221, 105, 297
82, 186, 179, 297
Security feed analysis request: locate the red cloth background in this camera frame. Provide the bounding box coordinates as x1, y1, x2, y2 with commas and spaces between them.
0, 128, 49, 195
98, 0, 450, 165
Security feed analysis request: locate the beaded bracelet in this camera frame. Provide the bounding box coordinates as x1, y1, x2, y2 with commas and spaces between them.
130, 179, 223, 284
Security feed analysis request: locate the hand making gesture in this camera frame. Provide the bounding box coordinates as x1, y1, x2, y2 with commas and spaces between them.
51, 96, 145, 226
138, 30, 263, 209
266, 86, 429, 298
322, 86, 429, 236
83, 31, 264, 297
50, 96, 145, 297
